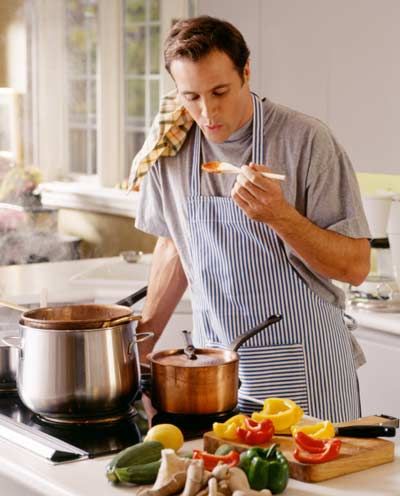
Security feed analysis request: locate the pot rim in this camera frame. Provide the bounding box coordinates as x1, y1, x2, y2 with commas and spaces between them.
150, 347, 239, 367
18, 321, 137, 333
20, 303, 136, 330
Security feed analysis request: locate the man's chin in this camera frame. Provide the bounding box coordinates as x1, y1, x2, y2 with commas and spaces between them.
202, 128, 229, 143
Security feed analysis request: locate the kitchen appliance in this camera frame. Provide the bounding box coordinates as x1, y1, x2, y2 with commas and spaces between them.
387, 195, 400, 289
350, 192, 400, 311
148, 314, 282, 415
0, 392, 145, 463
2, 287, 152, 421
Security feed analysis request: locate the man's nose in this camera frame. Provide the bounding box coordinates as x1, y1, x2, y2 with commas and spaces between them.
200, 98, 217, 121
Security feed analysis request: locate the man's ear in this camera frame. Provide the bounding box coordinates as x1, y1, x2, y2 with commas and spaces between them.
243, 60, 250, 83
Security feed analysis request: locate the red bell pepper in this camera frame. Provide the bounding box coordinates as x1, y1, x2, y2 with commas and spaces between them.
294, 431, 327, 453
293, 438, 342, 464
192, 449, 240, 471
236, 417, 275, 445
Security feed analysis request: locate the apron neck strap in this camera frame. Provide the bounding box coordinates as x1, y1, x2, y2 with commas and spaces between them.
191, 92, 264, 196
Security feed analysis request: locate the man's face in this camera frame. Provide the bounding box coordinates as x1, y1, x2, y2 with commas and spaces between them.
170, 50, 253, 143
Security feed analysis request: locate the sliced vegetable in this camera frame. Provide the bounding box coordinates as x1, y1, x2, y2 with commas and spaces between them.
291, 420, 335, 439
213, 414, 247, 440
251, 398, 303, 433
239, 444, 289, 494
237, 417, 275, 445
293, 431, 327, 453
192, 448, 240, 471
293, 438, 342, 464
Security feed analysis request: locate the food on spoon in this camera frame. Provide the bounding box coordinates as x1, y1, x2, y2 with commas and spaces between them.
201, 161, 226, 173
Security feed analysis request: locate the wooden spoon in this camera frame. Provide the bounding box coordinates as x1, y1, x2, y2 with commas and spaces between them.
202, 161, 286, 181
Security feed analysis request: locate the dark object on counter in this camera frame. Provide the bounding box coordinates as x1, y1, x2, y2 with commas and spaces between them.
148, 314, 282, 415
334, 424, 396, 438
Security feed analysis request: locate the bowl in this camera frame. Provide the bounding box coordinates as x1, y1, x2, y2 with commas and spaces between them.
120, 250, 143, 263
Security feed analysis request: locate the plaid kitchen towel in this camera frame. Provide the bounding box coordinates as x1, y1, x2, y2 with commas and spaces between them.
128, 90, 193, 191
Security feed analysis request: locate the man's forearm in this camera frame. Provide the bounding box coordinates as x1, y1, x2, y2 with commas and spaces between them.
137, 236, 188, 360
270, 205, 370, 286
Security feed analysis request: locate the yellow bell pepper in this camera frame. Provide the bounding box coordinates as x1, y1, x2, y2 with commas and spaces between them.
212, 414, 247, 440
251, 398, 304, 433
291, 420, 335, 439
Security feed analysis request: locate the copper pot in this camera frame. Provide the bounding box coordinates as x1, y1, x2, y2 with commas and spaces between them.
149, 314, 282, 415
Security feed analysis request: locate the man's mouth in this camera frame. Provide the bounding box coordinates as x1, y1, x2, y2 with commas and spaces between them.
205, 124, 222, 131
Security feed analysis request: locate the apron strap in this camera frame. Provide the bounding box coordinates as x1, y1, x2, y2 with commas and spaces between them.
190, 92, 264, 197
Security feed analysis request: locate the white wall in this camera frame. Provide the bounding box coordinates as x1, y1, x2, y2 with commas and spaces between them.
197, 0, 400, 175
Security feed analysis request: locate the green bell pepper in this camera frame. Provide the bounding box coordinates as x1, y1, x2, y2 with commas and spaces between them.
239, 444, 289, 494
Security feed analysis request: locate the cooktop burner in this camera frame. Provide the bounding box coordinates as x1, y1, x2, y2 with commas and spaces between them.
0, 391, 240, 463
0, 392, 146, 463
36, 405, 137, 426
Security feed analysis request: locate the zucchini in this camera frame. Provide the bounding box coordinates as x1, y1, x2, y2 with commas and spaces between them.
106, 441, 163, 482
114, 459, 162, 484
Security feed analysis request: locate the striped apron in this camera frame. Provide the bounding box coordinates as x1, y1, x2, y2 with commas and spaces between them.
186, 93, 361, 422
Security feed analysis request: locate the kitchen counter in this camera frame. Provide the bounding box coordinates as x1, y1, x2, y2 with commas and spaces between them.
0, 436, 399, 496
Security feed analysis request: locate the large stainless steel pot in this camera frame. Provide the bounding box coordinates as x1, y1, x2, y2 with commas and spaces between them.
148, 314, 282, 415
2, 287, 152, 420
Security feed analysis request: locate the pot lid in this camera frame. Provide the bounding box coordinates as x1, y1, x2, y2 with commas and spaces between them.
20, 304, 133, 330
151, 348, 237, 367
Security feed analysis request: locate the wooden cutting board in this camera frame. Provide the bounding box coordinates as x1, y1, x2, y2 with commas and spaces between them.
203, 416, 395, 483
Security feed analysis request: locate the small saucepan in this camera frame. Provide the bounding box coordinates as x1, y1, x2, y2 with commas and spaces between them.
148, 314, 282, 415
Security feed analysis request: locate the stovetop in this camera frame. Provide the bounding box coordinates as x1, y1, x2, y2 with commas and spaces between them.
0, 391, 237, 464
0, 392, 146, 463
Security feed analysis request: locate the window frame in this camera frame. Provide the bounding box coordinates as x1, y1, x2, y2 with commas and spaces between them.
30, 0, 194, 187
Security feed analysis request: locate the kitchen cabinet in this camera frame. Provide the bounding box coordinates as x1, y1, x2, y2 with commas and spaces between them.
354, 325, 400, 421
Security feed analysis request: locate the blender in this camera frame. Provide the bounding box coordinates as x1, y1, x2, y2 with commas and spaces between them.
349, 192, 399, 311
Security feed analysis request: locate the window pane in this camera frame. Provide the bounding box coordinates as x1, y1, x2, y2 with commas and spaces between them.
150, 0, 159, 21
69, 129, 87, 174
69, 80, 87, 114
150, 80, 159, 118
126, 79, 145, 118
125, 0, 145, 23
66, 0, 98, 176
125, 25, 146, 74
150, 26, 160, 74
125, 131, 145, 178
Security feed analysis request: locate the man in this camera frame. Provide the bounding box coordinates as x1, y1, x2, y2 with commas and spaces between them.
133, 16, 371, 422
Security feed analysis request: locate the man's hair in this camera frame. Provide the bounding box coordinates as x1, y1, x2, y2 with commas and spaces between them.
164, 16, 250, 81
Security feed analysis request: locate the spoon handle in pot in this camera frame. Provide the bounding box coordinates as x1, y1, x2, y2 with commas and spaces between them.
115, 286, 148, 307
229, 314, 282, 352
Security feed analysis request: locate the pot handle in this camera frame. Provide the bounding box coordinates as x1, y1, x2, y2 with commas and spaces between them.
2, 336, 23, 350
128, 332, 155, 356
229, 314, 282, 352
101, 313, 142, 328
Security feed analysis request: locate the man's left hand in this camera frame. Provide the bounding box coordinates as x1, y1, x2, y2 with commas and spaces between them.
231, 163, 291, 225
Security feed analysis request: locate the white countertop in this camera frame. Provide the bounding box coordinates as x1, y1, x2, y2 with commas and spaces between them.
0, 436, 399, 496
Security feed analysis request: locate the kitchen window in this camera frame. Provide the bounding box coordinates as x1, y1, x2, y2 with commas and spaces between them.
28, 0, 194, 187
